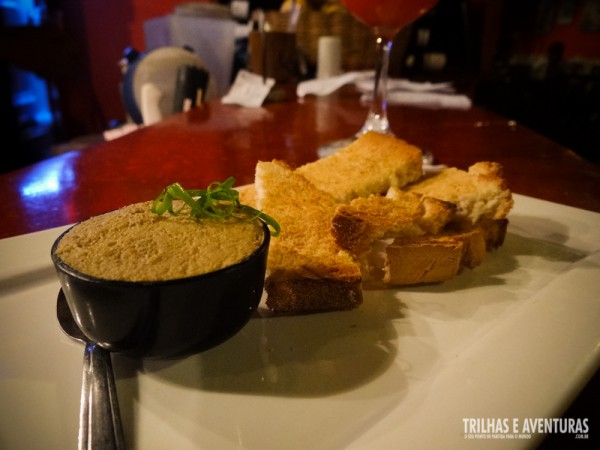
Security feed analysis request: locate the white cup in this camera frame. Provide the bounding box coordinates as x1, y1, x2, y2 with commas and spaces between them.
317, 36, 342, 79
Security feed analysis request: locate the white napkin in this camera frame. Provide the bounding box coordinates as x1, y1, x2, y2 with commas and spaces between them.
297, 72, 472, 110
355, 77, 455, 94
222, 70, 275, 108
381, 91, 472, 110
296, 71, 368, 97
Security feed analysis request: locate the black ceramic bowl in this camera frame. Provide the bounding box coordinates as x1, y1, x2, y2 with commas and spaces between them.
51, 221, 270, 359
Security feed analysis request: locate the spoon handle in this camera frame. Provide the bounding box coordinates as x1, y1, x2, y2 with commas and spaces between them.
79, 343, 126, 450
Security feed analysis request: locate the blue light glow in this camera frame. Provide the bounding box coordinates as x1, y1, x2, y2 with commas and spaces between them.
20, 152, 78, 198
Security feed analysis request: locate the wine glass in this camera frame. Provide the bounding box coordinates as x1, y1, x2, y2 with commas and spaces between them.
322, 0, 438, 164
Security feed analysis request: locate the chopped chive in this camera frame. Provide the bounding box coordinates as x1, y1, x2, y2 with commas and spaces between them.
151, 177, 280, 236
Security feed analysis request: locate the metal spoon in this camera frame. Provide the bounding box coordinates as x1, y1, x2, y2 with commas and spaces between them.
57, 290, 126, 450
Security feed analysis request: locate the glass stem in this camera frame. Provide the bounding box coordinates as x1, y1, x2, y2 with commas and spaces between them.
360, 34, 392, 135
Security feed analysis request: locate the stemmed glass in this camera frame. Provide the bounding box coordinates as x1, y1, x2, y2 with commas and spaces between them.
326, 0, 438, 163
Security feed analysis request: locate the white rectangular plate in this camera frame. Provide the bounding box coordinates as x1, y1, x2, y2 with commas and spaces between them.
0, 194, 598, 450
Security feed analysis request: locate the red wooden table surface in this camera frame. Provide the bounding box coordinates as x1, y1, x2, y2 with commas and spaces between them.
1, 93, 599, 239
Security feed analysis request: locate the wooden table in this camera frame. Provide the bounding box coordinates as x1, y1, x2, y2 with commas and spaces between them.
1, 93, 599, 240
1, 93, 598, 447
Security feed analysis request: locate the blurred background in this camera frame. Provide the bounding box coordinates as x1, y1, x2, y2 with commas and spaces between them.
1, 0, 599, 174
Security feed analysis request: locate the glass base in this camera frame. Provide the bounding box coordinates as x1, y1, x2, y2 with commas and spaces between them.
360, 112, 390, 135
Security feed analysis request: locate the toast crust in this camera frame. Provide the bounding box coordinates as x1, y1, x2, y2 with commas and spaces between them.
384, 238, 463, 285
265, 277, 362, 313
382, 218, 508, 286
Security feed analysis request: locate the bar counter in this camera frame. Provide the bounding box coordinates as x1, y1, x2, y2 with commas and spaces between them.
1, 92, 599, 239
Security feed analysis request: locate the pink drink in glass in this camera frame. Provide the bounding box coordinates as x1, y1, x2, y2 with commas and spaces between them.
341, 0, 438, 38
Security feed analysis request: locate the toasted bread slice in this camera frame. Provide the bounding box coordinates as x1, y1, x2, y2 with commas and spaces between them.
406, 162, 513, 223
385, 187, 456, 234
332, 191, 455, 258
255, 160, 362, 313
297, 131, 423, 202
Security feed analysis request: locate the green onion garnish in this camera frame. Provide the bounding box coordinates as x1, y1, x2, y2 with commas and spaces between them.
151, 177, 280, 236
